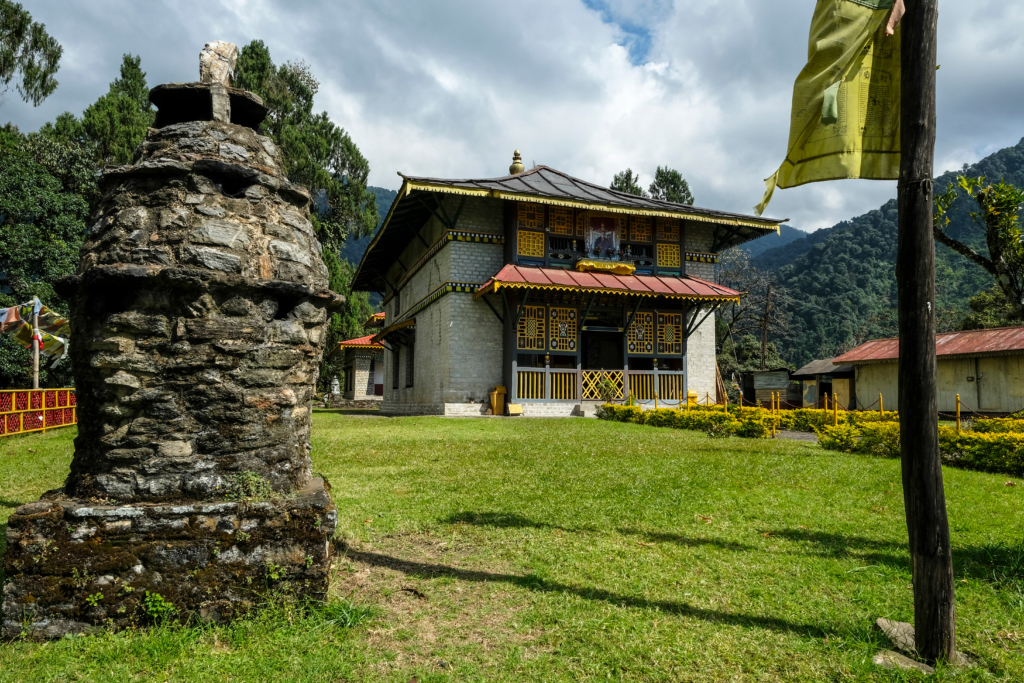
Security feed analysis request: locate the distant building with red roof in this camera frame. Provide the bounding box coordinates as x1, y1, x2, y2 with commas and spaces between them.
833, 327, 1024, 413
350, 152, 784, 415
331, 332, 384, 401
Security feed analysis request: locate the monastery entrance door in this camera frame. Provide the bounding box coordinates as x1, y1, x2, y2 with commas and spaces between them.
582, 331, 623, 370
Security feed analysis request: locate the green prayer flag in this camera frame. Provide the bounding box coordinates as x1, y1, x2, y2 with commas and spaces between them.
755, 0, 902, 216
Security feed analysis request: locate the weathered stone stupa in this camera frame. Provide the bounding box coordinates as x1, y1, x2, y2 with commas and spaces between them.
2, 43, 339, 639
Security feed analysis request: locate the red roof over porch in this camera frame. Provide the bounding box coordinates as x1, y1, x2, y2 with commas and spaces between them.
474, 264, 741, 301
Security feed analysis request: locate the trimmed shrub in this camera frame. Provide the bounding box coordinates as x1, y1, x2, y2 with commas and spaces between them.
816, 424, 860, 452
972, 418, 1024, 434
857, 422, 901, 458
939, 427, 1024, 476
735, 414, 774, 439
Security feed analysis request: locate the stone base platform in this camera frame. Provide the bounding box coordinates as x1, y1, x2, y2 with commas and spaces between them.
2, 479, 337, 640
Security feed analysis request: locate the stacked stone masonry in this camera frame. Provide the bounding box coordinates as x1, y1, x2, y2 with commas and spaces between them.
3, 73, 338, 639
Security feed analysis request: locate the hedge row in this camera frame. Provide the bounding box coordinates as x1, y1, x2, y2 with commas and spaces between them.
816, 422, 1024, 476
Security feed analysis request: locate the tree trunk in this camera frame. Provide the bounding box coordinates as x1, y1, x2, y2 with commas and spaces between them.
760, 284, 771, 371
897, 0, 956, 664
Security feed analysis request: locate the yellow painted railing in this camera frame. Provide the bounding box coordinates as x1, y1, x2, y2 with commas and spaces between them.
658, 374, 685, 401
517, 371, 545, 400
581, 371, 623, 401
0, 389, 77, 438
629, 374, 655, 401
551, 371, 578, 400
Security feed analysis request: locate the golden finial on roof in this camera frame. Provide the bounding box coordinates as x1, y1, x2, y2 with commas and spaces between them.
509, 149, 525, 175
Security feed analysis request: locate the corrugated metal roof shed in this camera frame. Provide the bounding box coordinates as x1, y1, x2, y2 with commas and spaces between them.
834, 326, 1024, 364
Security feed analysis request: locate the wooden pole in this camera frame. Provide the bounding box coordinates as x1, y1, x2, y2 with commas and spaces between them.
32, 312, 39, 391
833, 392, 838, 427
879, 393, 883, 417
897, 0, 956, 663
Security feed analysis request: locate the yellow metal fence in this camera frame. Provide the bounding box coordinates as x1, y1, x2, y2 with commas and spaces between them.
0, 389, 77, 438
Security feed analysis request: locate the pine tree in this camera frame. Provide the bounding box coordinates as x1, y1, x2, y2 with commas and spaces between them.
235, 40, 378, 251
0, 1, 62, 106
80, 54, 155, 165
648, 166, 694, 205
610, 168, 647, 197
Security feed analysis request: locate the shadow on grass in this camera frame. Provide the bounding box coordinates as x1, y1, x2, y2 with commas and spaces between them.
1, 499, 24, 509
770, 527, 1024, 586
442, 511, 757, 552
342, 545, 836, 639
442, 511, 598, 533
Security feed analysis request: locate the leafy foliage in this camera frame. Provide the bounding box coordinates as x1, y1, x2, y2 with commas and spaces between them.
0, 0, 62, 106
235, 40, 378, 251
746, 138, 1024, 368
0, 127, 90, 388
935, 175, 1024, 319
79, 54, 155, 165
610, 168, 647, 197
648, 166, 693, 205
959, 285, 1020, 330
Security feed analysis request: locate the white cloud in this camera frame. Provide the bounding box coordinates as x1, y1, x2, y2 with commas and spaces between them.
5, 0, 1023, 236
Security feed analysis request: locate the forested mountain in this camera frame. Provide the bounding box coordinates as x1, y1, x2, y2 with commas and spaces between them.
744, 137, 1024, 368
341, 186, 398, 267
736, 224, 811, 260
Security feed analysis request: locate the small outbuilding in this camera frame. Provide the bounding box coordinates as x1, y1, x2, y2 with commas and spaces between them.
791, 359, 855, 409
741, 368, 797, 407
833, 326, 1024, 414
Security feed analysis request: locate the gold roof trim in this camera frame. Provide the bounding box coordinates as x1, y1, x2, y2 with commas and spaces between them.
404, 181, 780, 232
475, 280, 740, 303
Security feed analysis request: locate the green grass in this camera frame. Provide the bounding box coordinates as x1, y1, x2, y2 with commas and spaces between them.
2, 415, 1023, 681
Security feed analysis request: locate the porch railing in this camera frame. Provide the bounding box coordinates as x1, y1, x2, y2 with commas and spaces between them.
0, 389, 77, 438
512, 366, 685, 403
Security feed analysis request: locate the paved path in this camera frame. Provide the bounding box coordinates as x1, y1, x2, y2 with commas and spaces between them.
777, 430, 819, 442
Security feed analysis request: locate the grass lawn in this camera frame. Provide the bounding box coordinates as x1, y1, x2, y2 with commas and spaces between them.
1, 413, 1023, 681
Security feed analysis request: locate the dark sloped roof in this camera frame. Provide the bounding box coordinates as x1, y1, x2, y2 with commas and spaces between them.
398, 166, 785, 227
834, 326, 1024, 364
352, 165, 785, 292
792, 359, 854, 378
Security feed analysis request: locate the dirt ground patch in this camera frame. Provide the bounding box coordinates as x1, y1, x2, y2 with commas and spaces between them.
334, 534, 547, 677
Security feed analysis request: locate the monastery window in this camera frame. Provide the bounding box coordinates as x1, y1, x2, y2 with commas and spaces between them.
517, 202, 545, 229
656, 217, 680, 242
548, 307, 577, 352
658, 313, 684, 355
517, 305, 546, 350
657, 243, 681, 269
392, 346, 399, 390
517, 230, 545, 259
405, 338, 415, 388
630, 216, 652, 242
549, 207, 574, 235
627, 312, 655, 355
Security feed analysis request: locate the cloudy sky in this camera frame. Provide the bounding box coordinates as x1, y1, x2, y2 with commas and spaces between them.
6, 0, 1023, 232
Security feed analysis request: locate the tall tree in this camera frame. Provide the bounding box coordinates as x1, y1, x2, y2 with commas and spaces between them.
80, 54, 155, 165
234, 40, 378, 251
934, 175, 1024, 319
610, 168, 647, 197
0, 1, 62, 106
648, 166, 694, 205
715, 250, 788, 360
320, 250, 377, 392
0, 126, 90, 388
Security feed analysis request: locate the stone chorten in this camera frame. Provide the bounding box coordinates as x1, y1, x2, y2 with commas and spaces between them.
2, 43, 340, 639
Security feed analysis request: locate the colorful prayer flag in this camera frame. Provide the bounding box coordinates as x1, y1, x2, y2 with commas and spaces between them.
755, 0, 904, 216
